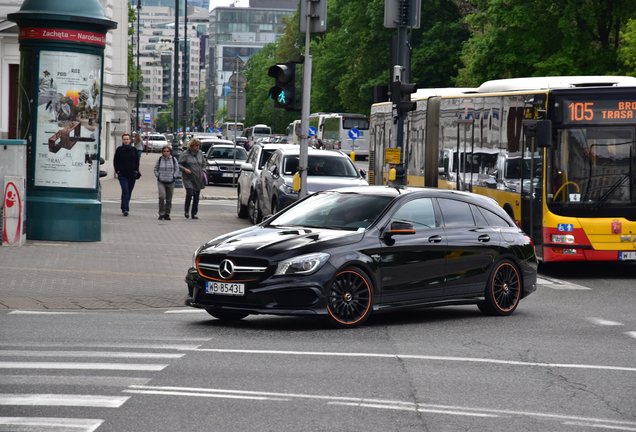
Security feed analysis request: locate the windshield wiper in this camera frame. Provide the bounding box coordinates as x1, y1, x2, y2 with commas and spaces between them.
592, 174, 630, 209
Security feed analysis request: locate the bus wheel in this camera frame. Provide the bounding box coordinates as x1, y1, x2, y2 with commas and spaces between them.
478, 259, 521, 316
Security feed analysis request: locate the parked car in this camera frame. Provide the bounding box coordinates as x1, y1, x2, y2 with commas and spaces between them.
236, 142, 292, 220
144, 133, 168, 152
198, 137, 232, 156
255, 147, 368, 223
205, 143, 248, 184
185, 186, 538, 327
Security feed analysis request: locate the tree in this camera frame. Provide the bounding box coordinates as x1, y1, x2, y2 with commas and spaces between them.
618, 18, 636, 75
457, 0, 636, 86
127, 5, 143, 98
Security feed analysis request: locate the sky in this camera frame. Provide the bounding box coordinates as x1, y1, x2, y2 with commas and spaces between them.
209, 0, 250, 9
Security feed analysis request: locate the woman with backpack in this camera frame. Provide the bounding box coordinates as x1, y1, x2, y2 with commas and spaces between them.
154, 145, 181, 220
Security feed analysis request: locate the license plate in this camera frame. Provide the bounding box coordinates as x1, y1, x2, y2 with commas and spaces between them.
205, 281, 245, 296
619, 251, 636, 261
221, 173, 236, 178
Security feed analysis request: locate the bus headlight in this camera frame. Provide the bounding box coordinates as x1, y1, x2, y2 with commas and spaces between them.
551, 234, 575, 244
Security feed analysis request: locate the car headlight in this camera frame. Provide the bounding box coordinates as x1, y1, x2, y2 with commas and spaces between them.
207, 165, 219, 171
275, 252, 330, 276
192, 246, 203, 268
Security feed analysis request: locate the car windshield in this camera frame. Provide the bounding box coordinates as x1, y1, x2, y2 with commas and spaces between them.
269, 191, 394, 231
209, 147, 248, 160
282, 155, 360, 177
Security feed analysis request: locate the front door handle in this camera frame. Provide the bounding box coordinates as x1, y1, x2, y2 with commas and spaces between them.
428, 235, 443, 243
478, 234, 490, 242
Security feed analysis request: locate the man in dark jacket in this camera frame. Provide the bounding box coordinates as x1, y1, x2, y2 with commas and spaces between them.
113, 133, 140, 216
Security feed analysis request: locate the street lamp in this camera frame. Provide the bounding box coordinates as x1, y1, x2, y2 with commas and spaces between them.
135, 0, 141, 134
182, 0, 189, 141
172, 0, 179, 155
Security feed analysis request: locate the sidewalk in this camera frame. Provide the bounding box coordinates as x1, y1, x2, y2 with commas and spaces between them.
0, 152, 248, 312
101, 151, 238, 201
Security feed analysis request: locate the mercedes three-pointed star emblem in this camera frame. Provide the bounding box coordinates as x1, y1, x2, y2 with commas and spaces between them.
218, 259, 235, 280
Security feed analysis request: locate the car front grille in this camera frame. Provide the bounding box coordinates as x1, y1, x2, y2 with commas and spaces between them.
196, 254, 270, 282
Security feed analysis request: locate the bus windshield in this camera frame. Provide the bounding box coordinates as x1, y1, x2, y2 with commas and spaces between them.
548, 126, 636, 214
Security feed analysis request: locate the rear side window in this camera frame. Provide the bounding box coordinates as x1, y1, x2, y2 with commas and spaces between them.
474, 205, 511, 227
437, 198, 475, 227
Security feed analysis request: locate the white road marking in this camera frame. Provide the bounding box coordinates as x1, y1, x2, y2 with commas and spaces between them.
126, 385, 636, 429
563, 421, 636, 431
0, 417, 103, 432
8, 310, 84, 315
0, 394, 128, 408
626, 331, 636, 339
537, 276, 591, 290
164, 308, 206, 314
124, 389, 283, 401
0, 362, 167, 371
0, 375, 151, 387
330, 401, 499, 417
183, 348, 636, 373
0, 342, 201, 350
588, 317, 623, 326
0, 350, 183, 359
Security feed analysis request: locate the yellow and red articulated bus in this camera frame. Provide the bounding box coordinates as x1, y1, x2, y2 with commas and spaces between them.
369, 76, 636, 263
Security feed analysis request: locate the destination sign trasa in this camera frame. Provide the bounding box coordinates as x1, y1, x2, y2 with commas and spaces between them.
562, 98, 636, 124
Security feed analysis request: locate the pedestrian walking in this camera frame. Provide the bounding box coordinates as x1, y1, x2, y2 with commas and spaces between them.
134, 132, 144, 160
179, 137, 206, 220
154, 145, 180, 220
113, 133, 140, 216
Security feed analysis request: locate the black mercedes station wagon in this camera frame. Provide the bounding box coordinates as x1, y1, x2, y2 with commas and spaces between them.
185, 186, 538, 328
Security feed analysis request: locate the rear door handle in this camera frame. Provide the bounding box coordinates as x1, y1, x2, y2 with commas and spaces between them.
428, 235, 443, 243
478, 234, 490, 243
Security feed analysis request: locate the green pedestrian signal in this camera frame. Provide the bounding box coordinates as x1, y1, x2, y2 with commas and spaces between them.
268, 62, 296, 110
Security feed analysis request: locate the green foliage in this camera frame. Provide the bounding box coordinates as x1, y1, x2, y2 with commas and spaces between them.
241, 0, 636, 123
128, 5, 143, 97
457, 0, 636, 85
618, 19, 636, 75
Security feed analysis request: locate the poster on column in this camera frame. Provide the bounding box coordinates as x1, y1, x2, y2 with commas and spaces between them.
35, 50, 102, 188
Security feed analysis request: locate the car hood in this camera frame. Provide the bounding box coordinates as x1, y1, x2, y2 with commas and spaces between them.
289, 176, 368, 194
208, 158, 246, 164
201, 225, 363, 256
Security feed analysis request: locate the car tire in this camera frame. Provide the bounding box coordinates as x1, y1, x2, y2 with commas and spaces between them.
326, 267, 373, 328
478, 259, 522, 316
205, 309, 249, 322
248, 193, 261, 224
237, 188, 248, 219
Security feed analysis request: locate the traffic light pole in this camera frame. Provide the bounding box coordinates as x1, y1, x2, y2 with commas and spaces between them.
298, 9, 313, 199
394, 25, 409, 186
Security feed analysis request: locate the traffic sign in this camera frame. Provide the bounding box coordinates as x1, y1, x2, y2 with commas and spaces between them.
308, 126, 317, 137
143, 113, 151, 124
348, 127, 360, 140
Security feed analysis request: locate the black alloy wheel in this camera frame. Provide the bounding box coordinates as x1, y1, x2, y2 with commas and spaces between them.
478, 259, 522, 316
205, 309, 249, 322
237, 188, 248, 218
326, 267, 373, 328
248, 193, 261, 224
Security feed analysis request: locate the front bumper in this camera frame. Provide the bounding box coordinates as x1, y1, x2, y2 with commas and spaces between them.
185, 267, 328, 316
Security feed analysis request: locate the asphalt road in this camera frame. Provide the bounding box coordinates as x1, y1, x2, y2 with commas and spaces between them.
1, 198, 635, 432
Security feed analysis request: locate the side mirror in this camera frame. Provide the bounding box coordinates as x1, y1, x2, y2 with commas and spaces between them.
383, 220, 416, 243
359, 169, 367, 179
524, 119, 552, 148
241, 162, 254, 172
99, 170, 107, 178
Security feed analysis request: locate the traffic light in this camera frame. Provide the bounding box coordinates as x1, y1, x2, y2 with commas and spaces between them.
268, 62, 296, 110
391, 79, 417, 119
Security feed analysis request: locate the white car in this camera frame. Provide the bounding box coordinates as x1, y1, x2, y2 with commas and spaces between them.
144, 133, 169, 153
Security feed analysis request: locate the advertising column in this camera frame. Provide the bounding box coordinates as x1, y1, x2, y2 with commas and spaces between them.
9, 0, 116, 241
